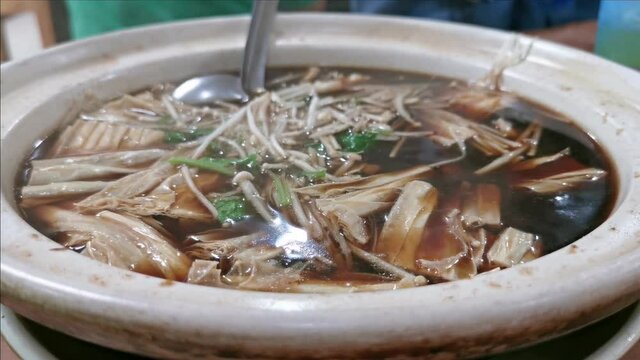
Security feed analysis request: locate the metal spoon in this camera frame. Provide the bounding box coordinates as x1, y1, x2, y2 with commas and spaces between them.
172, 0, 279, 104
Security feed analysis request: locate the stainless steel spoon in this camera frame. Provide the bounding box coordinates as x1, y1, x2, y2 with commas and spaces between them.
172, 0, 279, 104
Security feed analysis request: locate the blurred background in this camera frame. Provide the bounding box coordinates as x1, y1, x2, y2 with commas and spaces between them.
0, 0, 638, 66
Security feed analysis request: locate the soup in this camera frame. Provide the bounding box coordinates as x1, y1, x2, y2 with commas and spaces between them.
16, 66, 614, 292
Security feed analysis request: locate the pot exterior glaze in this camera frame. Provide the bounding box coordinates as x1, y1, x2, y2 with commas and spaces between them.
1, 15, 639, 359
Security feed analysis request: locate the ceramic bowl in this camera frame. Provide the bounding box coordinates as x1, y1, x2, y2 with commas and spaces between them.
1, 14, 639, 359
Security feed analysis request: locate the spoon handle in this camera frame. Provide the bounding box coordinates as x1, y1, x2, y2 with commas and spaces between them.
241, 0, 279, 95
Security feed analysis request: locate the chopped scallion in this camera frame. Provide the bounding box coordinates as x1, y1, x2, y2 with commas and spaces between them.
337, 131, 377, 153
213, 196, 250, 222
270, 174, 292, 207
168, 157, 235, 175
303, 169, 327, 180
168, 153, 260, 176
164, 128, 213, 144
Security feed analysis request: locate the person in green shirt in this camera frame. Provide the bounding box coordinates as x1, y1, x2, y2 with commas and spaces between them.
66, 0, 323, 39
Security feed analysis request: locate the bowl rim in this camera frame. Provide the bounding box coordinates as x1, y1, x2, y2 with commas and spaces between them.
2, 302, 638, 359
2, 13, 640, 358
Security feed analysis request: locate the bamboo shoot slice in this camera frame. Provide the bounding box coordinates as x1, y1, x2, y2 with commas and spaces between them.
461, 184, 501, 227
487, 227, 536, 267
375, 180, 438, 269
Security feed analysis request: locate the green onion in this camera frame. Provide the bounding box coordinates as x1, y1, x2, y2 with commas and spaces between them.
270, 174, 292, 207
234, 153, 258, 170
168, 157, 235, 176
164, 131, 190, 143
303, 169, 326, 180
337, 131, 377, 153
213, 196, 249, 222
168, 154, 260, 176
163, 128, 213, 144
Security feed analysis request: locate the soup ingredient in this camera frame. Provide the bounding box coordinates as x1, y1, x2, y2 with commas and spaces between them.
185, 231, 264, 261
337, 131, 378, 153
375, 181, 438, 269
50, 120, 165, 156
17, 44, 613, 292
487, 227, 537, 267
164, 128, 212, 143
461, 183, 501, 228
169, 157, 236, 175
20, 181, 110, 208
214, 196, 251, 223
515, 168, 607, 194
187, 259, 222, 286
168, 153, 259, 176
475, 146, 529, 175
270, 174, 292, 207
511, 147, 570, 171
302, 169, 327, 181
326, 204, 369, 245
76, 163, 175, 210
417, 209, 486, 281
31, 205, 191, 280
233, 171, 275, 222
28, 149, 166, 185
477, 36, 532, 90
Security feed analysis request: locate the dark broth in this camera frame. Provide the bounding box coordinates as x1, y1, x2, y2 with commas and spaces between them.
16, 67, 617, 291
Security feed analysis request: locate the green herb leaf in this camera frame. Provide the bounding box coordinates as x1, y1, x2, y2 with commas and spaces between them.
337, 131, 377, 153
169, 154, 260, 176
168, 157, 235, 176
307, 142, 327, 156
213, 196, 250, 223
164, 131, 190, 143
303, 169, 326, 180
164, 128, 213, 144
233, 153, 258, 170
270, 174, 292, 207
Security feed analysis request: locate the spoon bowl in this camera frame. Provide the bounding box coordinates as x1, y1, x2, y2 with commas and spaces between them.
172, 0, 278, 105
172, 74, 247, 104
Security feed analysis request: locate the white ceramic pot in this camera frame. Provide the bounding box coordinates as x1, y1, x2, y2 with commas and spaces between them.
1, 14, 639, 359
